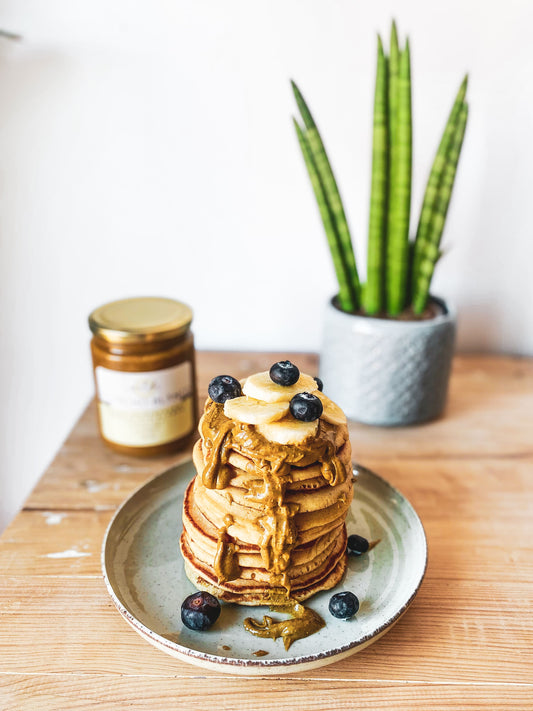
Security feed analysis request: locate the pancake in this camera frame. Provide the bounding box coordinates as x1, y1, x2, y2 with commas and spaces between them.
182, 555, 348, 605
180, 529, 348, 605
180, 366, 354, 612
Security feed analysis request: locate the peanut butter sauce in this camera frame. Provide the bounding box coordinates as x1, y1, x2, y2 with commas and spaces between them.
243, 603, 325, 650
213, 513, 241, 584
201, 402, 347, 485
199, 399, 346, 647
213, 530, 240, 583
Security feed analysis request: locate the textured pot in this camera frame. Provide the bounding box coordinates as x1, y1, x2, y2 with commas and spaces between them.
319, 297, 456, 426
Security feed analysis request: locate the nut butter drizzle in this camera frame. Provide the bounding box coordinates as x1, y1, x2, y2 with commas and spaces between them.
243, 603, 325, 651
213, 514, 240, 584
200, 399, 347, 648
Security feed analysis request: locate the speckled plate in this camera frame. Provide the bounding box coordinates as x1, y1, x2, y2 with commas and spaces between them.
102, 460, 427, 675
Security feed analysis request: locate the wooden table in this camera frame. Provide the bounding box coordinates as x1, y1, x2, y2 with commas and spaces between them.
1, 352, 532, 709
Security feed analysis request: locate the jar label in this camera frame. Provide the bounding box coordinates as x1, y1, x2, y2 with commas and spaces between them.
95, 362, 194, 447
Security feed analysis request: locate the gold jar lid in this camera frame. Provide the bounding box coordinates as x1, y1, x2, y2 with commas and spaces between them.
89, 297, 193, 345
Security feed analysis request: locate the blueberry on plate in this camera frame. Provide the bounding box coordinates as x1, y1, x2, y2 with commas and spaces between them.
328, 591, 359, 620
269, 360, 300, 386
208, 375, 242, 404
290, 392, 323, 422
181, 591, 221, 631
347, 534, 370, 556
313, 376, 324, 392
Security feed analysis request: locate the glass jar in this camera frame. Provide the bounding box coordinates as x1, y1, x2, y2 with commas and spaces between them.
88, 297, 197, 456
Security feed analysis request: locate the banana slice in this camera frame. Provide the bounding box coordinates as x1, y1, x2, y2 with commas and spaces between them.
257, 417, 318, 445
224, 396, 289, 425
316, 391, 347, 426
243, 371, 318, 403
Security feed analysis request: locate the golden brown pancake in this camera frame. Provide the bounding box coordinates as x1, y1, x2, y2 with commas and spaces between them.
180, 529, 348, 605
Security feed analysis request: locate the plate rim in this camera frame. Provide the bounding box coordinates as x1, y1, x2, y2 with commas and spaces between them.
102, 460, 428, 670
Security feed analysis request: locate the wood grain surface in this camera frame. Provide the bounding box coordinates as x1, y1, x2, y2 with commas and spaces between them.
1, 352, 532, 710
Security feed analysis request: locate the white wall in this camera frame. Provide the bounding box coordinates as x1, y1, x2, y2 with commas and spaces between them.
1, 0, 532, 531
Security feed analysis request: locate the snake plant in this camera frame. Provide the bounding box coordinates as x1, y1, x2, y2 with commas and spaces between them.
292, 21, 468, 316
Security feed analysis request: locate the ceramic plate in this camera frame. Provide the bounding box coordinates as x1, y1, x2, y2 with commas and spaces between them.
102, 460, 427, 675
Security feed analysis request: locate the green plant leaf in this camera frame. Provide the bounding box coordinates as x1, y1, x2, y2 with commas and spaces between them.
291, 81, 360, 309
412, 101, 468, 313
412, 75, 468, 296
386, 37, 412, 315
293, 118, 357, 311
363, 35, 389, 315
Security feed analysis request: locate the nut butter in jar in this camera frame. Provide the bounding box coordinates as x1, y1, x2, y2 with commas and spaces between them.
89, 297, 197, 456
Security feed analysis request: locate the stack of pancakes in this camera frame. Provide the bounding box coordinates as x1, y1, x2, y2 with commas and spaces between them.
180, 372, 353, 605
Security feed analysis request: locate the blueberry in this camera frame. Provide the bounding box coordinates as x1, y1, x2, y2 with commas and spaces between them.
269, 360, 300, 386
181, 591, 221, 631
208, 375, 242, 404
347, 534, 369, 556
328, 591, 359, 619
313, 376, 324, 392
290, 392, 323, 422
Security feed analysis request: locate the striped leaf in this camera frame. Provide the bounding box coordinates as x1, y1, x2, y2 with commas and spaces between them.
293, 118, 357, 311
412, 75, 468, 294
386, 38, 412, 315
412, 102, 468, 313
363, 35, 389, 315
292, 81, 360, 309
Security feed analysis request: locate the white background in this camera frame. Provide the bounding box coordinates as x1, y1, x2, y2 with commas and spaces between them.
0, 0, 532, 531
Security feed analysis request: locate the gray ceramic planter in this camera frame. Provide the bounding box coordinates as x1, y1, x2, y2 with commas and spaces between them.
319, 296, 456, 426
